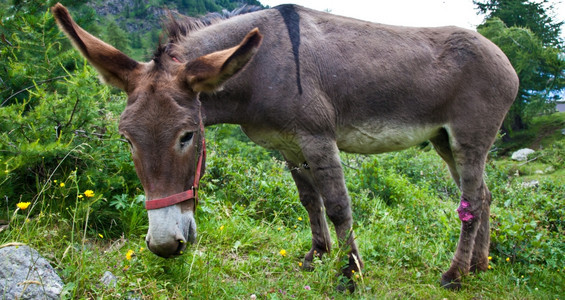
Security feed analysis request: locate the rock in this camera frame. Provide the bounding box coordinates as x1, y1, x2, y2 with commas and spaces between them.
100, 271, 117, 288
100, 271, 142, 299
127, 291, 143, 300
545, 166, 555, 173
511, 148, 535, 161
88, 0, 171, 33
522, 180, 539, 188
0, 244, 63, 300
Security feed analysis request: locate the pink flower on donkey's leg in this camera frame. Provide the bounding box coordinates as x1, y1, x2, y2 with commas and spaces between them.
457, 198, 474, 222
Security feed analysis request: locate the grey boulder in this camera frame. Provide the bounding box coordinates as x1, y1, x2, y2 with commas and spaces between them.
0, 244, 63, 300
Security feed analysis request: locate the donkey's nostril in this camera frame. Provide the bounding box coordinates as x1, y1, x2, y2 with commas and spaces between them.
176, 239, 187, 255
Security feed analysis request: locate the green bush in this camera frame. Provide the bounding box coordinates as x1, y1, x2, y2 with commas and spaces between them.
490, 178, 564, 269
201, 125, 303, 223
0, 61, 141, 237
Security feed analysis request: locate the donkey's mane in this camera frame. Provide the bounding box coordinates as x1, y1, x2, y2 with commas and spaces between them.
153, 5, 262, 64
167, 5, 262, 42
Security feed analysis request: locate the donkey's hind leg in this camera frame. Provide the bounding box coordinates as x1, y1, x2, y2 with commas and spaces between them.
439, 128, 493, 290
470, 187, 491, 273
431, 128, 492, 280
285, 157, 332, 270
430, 128, 460, 189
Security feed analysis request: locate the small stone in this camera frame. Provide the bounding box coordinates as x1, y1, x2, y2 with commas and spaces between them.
100, 271, 117, 287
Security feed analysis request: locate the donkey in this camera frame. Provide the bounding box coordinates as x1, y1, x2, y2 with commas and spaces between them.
52, 3, 518, 289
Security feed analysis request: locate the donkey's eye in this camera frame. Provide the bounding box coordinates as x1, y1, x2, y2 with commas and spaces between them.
179, 132, 194, 148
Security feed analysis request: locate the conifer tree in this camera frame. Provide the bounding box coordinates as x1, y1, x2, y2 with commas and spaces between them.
474, 0, 564, 132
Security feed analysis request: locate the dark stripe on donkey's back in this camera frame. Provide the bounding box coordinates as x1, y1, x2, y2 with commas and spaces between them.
275, 4, 303, 95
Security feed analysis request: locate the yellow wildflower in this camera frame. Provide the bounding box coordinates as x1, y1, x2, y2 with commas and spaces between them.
84, 190, 95, 198
506, 257, 510, 262
488, 265, 492, 270
279, 249, 287, 257
488, 256, 492, 260
298, 217, 302, 221
125, 249, 134, 260
98, 234, 103, 238
299, 262, 303, 267
16, 202, 31, 210
77, 195, 83, 199
219, 225, 225, 231
54, 180, 57, 183
60, 182, 65, 187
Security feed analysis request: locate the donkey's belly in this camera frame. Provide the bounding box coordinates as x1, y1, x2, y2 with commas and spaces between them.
241, 126, 300, 151
242, 122, 441, 155
336, 122, 441, 154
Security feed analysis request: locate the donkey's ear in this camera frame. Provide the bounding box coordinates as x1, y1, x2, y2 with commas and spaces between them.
184, 28, 263, 92
52, 3, 141, 91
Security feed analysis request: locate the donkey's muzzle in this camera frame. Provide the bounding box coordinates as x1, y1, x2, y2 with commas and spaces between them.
145, 206, 197, 258
146, 235, 187, 258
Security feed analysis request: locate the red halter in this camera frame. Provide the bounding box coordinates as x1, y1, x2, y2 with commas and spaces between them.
144, 122, 206, 210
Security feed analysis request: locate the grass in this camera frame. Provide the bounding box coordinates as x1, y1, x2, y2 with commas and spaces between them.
4, 200, 562, 299
1, 121, 564, 299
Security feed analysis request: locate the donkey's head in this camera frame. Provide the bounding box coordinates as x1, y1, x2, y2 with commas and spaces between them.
52, 3, 262, 257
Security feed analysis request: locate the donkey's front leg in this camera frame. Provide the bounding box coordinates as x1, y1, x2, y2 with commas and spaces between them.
285, 159, 332, 270
299, 136, 363, 280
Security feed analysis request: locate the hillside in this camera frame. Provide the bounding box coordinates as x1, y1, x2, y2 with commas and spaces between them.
87, 0, 264, 59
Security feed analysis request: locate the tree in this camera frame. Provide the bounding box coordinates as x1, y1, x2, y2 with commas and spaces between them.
106, 20, 130, 53
478, 18, 564, 132
0, 0, 100, 106
474, 0, 565, 132
474, 0, 563, 46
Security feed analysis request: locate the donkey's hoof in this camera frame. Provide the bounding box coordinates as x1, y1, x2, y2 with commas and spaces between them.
470, 259, 489, 273
440, 276, 461, 290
